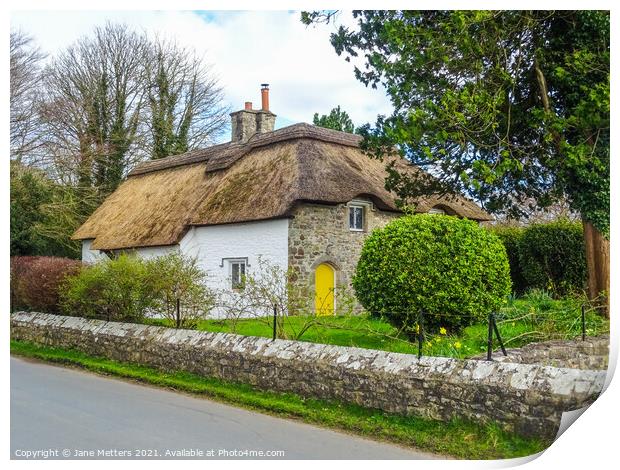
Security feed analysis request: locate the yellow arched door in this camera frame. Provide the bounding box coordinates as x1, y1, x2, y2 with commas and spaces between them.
315, 263, 335, 316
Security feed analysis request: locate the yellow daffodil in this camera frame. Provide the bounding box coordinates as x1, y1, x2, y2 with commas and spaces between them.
454, 341, 462, 349
439, 327, 447, 335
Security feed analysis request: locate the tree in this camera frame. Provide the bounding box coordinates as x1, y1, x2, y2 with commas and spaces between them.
10, 160, 91, 259
144, 38, 229, 159
36, 24, 230, 180
10, 30, 45, 162
39, 23, 146, 195
10, 24, 231, 259
303, 10, 609, 314
313, 105, 356, 133
35, 184, 102, 259
10, 161, 55, 256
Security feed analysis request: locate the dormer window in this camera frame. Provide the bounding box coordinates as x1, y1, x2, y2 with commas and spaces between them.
349, 205, 365, 231
429, 207, 447, 215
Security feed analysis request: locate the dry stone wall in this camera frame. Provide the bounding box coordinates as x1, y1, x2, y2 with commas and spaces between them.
475, 336, 609, 370
11, 312, 606, 440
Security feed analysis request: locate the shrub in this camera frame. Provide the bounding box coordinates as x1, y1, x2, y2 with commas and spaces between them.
218, 257, 314, 333
352, 214, 511, 333
10, 256, 82, 313
148, 253, 215, 329
517, 219, 587, 296
489, 226, 528, 294
60, 254, 156, 323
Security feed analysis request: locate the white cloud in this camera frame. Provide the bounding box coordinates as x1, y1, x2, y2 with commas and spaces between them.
10, 10, 393, 139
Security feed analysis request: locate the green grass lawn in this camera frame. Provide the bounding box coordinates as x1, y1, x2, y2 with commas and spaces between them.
148, 292, 609, 359
11, 340, 549, 459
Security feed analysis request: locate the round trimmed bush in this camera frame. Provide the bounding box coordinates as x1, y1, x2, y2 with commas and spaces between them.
352, 214, 511, 333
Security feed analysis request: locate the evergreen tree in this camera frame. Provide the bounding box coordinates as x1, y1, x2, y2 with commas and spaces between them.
303, 10, 609, 313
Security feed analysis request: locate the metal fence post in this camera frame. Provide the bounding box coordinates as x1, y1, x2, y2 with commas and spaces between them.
487, 312, 493, 361
491, 313, 507, 356
581, 304, 586, 341
272, 305, 277, 341
417, 311, 424, 359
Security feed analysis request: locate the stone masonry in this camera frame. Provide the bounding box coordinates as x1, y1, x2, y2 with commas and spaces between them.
230, 109, 276, 143
288, 200, 399, 309
474, 336, 609, 370
11, 312, 606, 440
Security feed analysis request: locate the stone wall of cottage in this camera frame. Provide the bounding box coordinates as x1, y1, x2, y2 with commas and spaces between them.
288, 201, 399, 311
11, 312, 606, 440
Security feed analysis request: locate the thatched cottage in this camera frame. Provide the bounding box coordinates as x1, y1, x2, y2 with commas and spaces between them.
73, 85, 490, 316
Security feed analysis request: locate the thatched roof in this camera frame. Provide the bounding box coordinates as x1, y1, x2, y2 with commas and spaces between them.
73, 123, 491, 250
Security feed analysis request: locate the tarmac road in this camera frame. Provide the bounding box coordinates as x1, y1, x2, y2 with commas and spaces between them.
10, 356, 439, 460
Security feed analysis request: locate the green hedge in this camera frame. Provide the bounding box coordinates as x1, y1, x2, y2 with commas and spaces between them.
353, 214, 511, 333
490, 220, 587, 297
489, 227, 528, 294
517, 220, 587, 296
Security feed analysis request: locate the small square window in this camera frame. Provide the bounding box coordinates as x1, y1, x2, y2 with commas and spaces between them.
231, 260, 247, 290
349, 206, 364, 231
429, 207, 446, 215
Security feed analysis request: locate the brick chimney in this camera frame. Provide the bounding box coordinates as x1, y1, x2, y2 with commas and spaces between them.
230, 84, 277, 143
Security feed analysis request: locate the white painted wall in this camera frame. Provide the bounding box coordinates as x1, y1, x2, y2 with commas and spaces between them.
81, 219, 290, 319
81, 239, 109, 264
179, 219, 288, 292
133, 245, 179, 259
81, 240, 177, 263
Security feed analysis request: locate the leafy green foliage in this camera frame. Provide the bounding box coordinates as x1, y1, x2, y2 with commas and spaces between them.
10, 160, 100, 259
60, 253, 214, 326
10, 162, 53, 256
517, 220, 586, 296
306, 11, 609, 236
11, 162, 70, 258
490, 222, 587, 296
144, 39, 229, 160
422, 293, 608, 359
35, 184, 102, 259
313, 105, 356, 133
352, 214, 511, 332
489, 226, 528, 294
60, 254, 157, 323
148, 252, 216, 328
10, 256, 82, 313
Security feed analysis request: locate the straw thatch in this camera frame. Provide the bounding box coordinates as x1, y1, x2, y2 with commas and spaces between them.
73, 123, 491, 250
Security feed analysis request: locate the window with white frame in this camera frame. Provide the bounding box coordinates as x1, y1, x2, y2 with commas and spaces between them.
230, 260, 247, 290
349, 205, 364, 231
428, 207, 446, 215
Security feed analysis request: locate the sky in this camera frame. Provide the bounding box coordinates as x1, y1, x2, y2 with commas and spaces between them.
10, 10, 394, 139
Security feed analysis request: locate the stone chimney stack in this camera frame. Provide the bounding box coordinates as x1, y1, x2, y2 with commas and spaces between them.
230, 84, 277, 143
